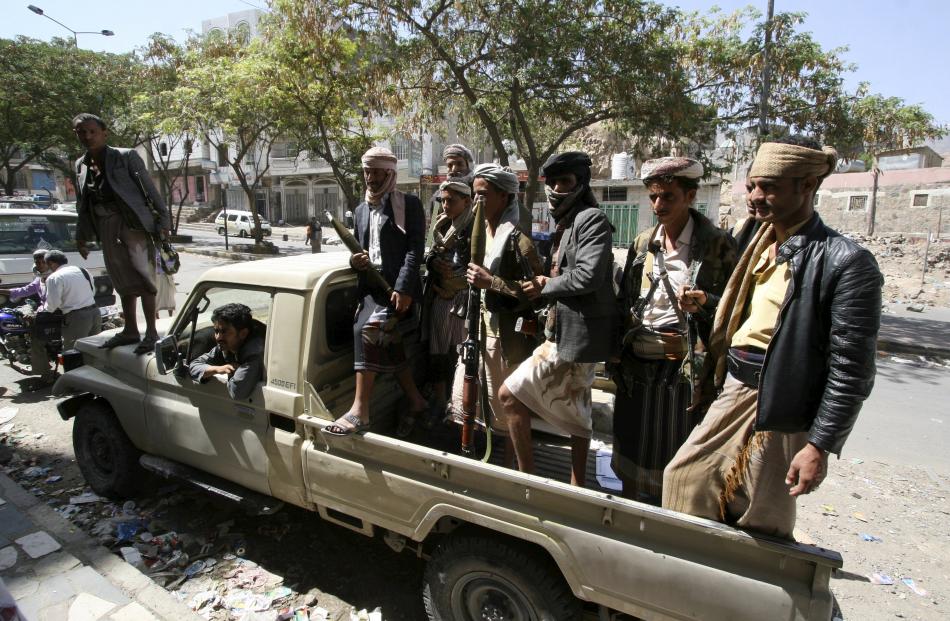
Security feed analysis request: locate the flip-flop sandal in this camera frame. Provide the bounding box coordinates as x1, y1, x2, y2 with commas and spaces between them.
99, 333, 141, 349
323, 413, 369, 437
133, 336, 159, 356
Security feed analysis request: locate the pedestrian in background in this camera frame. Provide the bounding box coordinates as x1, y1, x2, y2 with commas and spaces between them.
154, 246, 177, 318
43, 250, 101, 351
305, 216, 322, 253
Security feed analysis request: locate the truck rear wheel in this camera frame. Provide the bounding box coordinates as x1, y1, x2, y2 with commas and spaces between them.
73, 401, 144, 499
423, 533, 581, 621
217, 226, 226, 235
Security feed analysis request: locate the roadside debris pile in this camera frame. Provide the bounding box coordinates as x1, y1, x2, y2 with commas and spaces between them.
847, 234, 950, 308
2, 417, 386, 620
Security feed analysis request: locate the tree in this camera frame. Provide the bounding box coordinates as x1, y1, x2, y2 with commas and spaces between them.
832, 86, 948, 235
132, 34, 196, 234
157, 32, 282, 244
0, 37, 142, 197
259, 0, 388, 212
343, 0, 702, 206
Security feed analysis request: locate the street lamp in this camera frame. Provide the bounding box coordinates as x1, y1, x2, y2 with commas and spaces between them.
27, 5, 114, 46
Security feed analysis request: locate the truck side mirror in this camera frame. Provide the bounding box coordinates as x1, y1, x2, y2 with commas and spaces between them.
154, 335, 179, 375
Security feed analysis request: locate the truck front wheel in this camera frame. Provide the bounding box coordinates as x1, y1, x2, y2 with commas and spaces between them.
423, 533, 581, 621
73, 401, 144, 499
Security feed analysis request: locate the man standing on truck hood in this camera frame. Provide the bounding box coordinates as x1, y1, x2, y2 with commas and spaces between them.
72, 113, 170, 356
324, 146, 429, 437
663, 136, 883, 539
499, 152, 617, 487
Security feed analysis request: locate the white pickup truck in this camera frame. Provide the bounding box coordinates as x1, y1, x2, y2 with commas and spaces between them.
54, 253, 841, 620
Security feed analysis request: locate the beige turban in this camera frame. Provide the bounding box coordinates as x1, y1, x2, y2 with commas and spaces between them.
641, 157, 703, 181
748, 142, 838, 181
438, 180, 472, 197
361, 146, 397, 171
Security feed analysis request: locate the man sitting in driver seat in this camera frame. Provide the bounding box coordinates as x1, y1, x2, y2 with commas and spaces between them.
188, 303, 265, 400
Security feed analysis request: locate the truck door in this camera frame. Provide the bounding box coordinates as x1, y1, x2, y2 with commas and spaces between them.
145, 285, 274, 494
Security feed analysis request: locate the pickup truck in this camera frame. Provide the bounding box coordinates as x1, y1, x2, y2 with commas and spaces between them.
54, 253, 842, 620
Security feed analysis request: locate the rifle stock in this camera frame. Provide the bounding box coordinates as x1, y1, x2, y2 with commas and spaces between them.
325, 210, 394, 300
460, 197, 485, 457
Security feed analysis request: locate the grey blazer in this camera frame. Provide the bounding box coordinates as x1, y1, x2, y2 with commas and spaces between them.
75, 146, 170, 243
541, 206, 618, 363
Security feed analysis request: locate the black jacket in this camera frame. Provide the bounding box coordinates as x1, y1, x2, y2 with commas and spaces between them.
733, 214, 883, 454
354, 193, 425, 303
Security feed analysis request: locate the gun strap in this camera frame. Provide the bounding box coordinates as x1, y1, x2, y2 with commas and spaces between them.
654, 249, 689, 334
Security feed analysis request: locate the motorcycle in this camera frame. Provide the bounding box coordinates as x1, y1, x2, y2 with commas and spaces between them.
0, 303, 123, 373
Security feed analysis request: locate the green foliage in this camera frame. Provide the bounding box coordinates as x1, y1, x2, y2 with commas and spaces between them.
258, 0, 391, 209
836, 85, 947, 160
0, 36, 141, 195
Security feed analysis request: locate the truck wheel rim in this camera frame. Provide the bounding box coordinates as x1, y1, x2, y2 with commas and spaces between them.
450, 572, 536, 621
88, 429, 116, 474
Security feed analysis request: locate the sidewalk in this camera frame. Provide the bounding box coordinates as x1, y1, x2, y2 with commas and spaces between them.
878, 306, 950, 359
0, 474, 199, 621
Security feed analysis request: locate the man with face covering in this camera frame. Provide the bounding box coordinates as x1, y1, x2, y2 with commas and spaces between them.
663, 136, 883, 539
325, 146, 428, 438
498, 151, 617, 486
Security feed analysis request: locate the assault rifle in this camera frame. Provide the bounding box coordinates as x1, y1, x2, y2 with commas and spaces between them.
325, 210, 394, 302
459, 197, 486, 457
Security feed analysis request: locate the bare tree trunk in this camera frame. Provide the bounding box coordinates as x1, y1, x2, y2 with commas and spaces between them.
866, 164, 879, 236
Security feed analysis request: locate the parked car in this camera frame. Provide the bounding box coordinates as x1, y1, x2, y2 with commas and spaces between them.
0, 208, 115, 308
214, 210, 272, 238
54, 254, 840, 621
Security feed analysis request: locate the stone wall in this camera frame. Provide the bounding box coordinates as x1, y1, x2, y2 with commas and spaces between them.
728, 167, 950, 237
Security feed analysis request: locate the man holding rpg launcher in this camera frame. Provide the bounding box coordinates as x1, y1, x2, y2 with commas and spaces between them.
324, 147, 428, 436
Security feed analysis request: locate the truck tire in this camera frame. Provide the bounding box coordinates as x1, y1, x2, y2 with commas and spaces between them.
217, 227, 226, 235
239, 229, 248, 238
72, 401, 144, 499
423, 533, 582, 621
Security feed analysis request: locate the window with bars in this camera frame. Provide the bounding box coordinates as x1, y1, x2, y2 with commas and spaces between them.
848, 195, 868, 211
912, 193, 929, 207
392, 137, 410, 161
602, 186, 628, 202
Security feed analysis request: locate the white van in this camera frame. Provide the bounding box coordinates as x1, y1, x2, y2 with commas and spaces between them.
0, 208, 115, 307
214, 210, 272, 238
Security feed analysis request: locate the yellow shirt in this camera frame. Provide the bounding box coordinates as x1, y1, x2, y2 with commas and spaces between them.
730, 219, 809, 350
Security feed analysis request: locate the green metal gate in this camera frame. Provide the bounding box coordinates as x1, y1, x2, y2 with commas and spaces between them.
602, 203, 639, 248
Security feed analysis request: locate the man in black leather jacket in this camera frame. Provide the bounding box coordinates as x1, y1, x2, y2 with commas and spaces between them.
663, 136, 883, 539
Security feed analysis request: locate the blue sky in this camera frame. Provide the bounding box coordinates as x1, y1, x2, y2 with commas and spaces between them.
4, 0, 948, 126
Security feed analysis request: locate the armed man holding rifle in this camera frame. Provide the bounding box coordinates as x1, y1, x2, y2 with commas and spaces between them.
324, 147, 428, 437
450, 163, 542, 465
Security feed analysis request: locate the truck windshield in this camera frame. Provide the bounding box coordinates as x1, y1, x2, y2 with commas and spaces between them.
0, 214, 98, 255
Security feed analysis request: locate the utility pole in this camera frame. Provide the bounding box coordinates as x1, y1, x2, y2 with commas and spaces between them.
758, 0, 775, 139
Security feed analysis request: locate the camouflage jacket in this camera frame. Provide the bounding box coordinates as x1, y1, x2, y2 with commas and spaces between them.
618, 207, 737, 347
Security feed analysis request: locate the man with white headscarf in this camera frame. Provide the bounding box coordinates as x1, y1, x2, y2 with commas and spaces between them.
449, 163, 543, 466
441, 143, 533, 232
610, 157, 736, 504
663, 135, 883, 539
498, 151, 617, 487
325, 146, 428, 438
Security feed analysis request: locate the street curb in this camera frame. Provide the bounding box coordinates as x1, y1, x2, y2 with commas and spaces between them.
876, 338, 950, 359
0, 473, 201, 620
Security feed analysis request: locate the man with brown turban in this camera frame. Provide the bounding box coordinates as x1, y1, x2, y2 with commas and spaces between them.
662, 136, 883, 539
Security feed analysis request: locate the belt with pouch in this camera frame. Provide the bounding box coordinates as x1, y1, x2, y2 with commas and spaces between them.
726, 347, 766, 387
